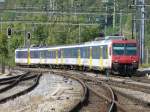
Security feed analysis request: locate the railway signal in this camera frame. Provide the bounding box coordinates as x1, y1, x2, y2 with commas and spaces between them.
26, 32, 31, 48
27, 32, 31, 39
7, 27, 11, 35
7, 27, 12, 38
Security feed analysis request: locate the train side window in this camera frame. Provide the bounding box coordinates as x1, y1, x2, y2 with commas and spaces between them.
44, 50, 47, 58
58, 49, 61, 58
82, 47, 90, 59
30, 50, 38, 58
88, 47, 90, 58
46, 50, 49, 58
16, 51, 20, 58
16, 51, 18, 58
36, 50, 40, 58
103, 45, 108, 59
30, 51, 33, 58
21, 51, 23, 58
106, 46, 108, 59
50, 51, 52, 58
82, 47, 89, 59
24, 51, 27, 58
53, 51, 56, 58
72, 47, 77, 58
70, 48, 72, 58
51, 51, 53, 58
41, 50, 45, 58
17, 51, 20, 58
50, 50, 52, 58
71, 48, 75, 58
92, 46, 100, 59
65, 48, 68, 58
18, 51, 20, 58
63, 49, 67, 58
63, 49, 65, 58
68, 48, 71, 58
80, 47, 84, 58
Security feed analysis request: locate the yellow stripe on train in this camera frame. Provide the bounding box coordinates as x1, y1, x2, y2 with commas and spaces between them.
89, 47, 92, 69
27, 48, 31, 65
78, 49, 81, 66
56, 50, 58, 65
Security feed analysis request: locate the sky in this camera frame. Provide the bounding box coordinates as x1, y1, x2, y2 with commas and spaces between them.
0, 0, 5, 2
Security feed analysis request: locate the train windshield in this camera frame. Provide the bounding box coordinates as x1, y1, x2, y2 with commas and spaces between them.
113, 43, 137, 55
125, 43, 137, 55
113, 43, 125, 55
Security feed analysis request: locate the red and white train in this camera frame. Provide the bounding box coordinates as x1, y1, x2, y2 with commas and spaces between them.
15, 36, 139, 76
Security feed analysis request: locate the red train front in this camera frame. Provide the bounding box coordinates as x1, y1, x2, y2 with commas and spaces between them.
111, 39, 139, 75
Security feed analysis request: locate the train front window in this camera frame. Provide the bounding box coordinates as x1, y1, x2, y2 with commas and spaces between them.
113, 43, 124, 55
125, 43, 137, 55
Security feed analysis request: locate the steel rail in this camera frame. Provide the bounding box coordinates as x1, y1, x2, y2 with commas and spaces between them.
0, 72, 30, 93
52, 71, 88, 112
0, 72, 30, 82
48, 70, 127, 112
0, 73, 41, 104
12, 67, 88, 112
0, 74, 37, 85
13, 67, 128, 111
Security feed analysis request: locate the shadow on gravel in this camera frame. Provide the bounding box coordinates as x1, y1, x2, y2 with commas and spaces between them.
134, 71, 147, 77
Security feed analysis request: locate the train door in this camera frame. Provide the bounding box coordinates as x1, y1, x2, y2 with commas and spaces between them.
99, 46, 103, 69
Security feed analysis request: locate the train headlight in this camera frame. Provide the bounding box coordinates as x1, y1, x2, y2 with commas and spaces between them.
115, 60, 118, 63
133, 60, 136, 63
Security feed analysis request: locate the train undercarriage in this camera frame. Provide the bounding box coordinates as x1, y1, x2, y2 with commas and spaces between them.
17, 61, 138, 77
112, 62, 138, 76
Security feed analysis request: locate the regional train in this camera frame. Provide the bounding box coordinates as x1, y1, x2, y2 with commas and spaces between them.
15, 36, 139, 76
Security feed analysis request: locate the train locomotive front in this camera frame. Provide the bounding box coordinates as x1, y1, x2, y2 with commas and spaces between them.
111, 39, 139, 75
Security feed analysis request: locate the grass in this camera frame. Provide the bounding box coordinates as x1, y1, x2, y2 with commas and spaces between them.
139, 64, 150, 68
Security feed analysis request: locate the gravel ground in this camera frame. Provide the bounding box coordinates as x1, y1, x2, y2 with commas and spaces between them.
112, 86, 150, 104
112, 86, 150, 112
80, 82, 110, 112
0, 72, 84, 112
115, 91, 150, 112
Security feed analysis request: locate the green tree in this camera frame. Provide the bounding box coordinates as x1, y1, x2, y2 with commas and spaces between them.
34, 25, 49, 45
0, 33, 8, 74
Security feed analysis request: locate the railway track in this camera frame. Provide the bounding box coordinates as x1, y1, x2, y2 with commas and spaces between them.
82, 80, 116, 112
13, 67, 129, 112
103, 80, 150, 111
112, 88, 150, 112
78, 71, 150, 111
0, 72, 41, 103
57, 69, 150, 112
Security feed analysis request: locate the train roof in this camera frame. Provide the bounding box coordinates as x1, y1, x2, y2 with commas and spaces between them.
16, 40, 112, 51
15, 38, 137, 51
